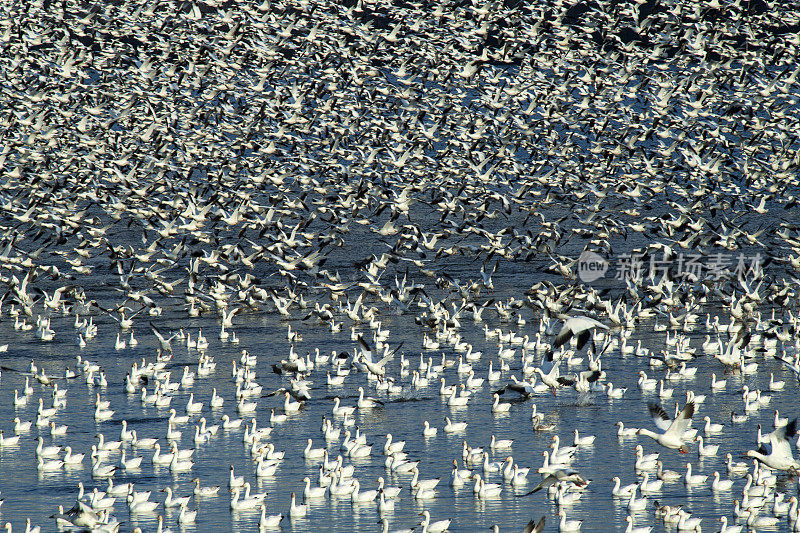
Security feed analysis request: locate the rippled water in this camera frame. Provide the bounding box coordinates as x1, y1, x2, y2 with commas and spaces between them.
1, 272, 798, 532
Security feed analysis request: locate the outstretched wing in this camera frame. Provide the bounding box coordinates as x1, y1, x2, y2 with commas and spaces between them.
517, 473, 557, 495
579, 370, 602, 383
540, 349, 564, 377
664, 401, 695, 438
553, 324, 574, 349
524, 516, 546, 533
556, 375, 576, 386
357, 335, 374, 363
768, 418, 797, 462
376, 342, 404, 367
648, 402, 673, 433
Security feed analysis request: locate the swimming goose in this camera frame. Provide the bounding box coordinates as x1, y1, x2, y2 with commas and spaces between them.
351, 479, 379, 503
557, 509, 582, 532
418, 510, 450, 533
35, 437, 62, 458
711, 471, 734, 491
683, 463, 707, 486
289, 492, 307, 517
258, 504, 283, 529
304, 439, 326, 460
611, 477, 638, 498
193, 478, 220, 497
693, 434, 718, 457
161, 487, 191, 508
229, 487, 260, 511
377, 476, 402, 499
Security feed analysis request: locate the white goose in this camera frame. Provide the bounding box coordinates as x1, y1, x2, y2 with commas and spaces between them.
637, 401, 695, 453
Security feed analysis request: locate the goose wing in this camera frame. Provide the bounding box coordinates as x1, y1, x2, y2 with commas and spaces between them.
357, 335, 374, 363
579, 370, 602, 383
376, 342, 404, 368
554, 316, 609, 350
767, 418, 796, 461
664, 401, 695, 438
524, 516, 546, 533
647, 402, 673, 433
540, 349, 564, 377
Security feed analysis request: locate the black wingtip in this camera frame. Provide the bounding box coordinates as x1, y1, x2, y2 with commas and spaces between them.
785, 418, 798, 439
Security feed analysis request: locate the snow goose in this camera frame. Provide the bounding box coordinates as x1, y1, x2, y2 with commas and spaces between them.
746, 419, 799, 470
638, 471, 662, 494
443, 417, 466, 433
655, 461, 681, 482
63, 446, 84, 465
702, 416, 723, 435
303, 476, 327, 499
519, 469, 588, 496
502, 456, 529, 481
357, 387, 384, 408
491, 435, 513, 450
626, 486, 647, 511
151, 443, 173, 466
120, 450, 143, 470
725, 453, 749, 476
377, 477, 401, 499
304, 439, 326, 460
474, 475, 502, 498
683, 463, 707, 486
676, 510, 701, 531
192, 478, 219, 497
229, 487, 260, 511
351, 480, 379, 503
258, 504, 283, 529
637, 401, 695, 453
711, 471, 734, 491
611, 477, 637, 498
184, 393, 203, 414
634, 446, 658, 471
221, 414, 242, 430
717, 516, 742, 533
177, 502, 196, 524
161, 487, 191, 508
384, 434, 405, 455
491, 393, 511, 413
769, 373, 785, 391
289, 492, 307, 517
710, 373, 727, 390
411, 468, 440, 492
573, 430, 595, 447
694, 435, 718, 457
558, 509, 582, 532
35, 437, 62, 458
418, 510, 451, 533
131, 431, 157, 449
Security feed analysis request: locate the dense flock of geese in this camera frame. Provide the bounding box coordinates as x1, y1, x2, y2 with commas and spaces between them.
1, 0, 800, 531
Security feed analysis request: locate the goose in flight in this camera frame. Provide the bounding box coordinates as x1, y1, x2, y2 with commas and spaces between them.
533, 350, 569, 396
150, 322, 178, 353
746, 418, 799, 471
517, 468, 588, 496
356, 335, 403, 378
637, 402, 695, 453
552, 315, 609, 351
556, 370, 602, 393
493, 375, 536, 398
